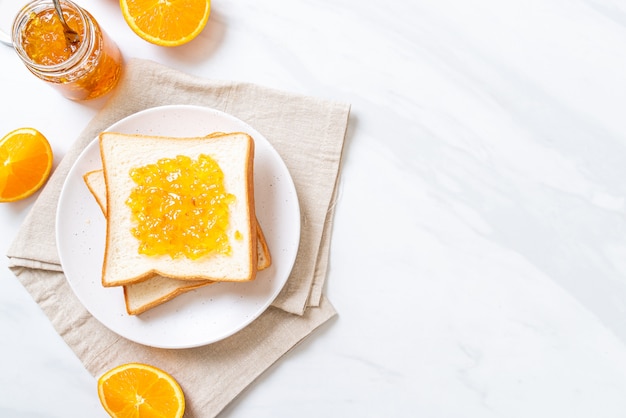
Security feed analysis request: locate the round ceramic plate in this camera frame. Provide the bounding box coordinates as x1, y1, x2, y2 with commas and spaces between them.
56, 105, 300, 349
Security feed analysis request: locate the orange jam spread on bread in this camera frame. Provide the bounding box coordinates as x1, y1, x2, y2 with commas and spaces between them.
126, 154, 235, 260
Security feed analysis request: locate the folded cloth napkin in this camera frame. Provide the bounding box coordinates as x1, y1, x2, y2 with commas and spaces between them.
7, 58, 350, 417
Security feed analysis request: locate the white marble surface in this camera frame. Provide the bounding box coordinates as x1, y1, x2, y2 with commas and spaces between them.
3, 0, 626, 416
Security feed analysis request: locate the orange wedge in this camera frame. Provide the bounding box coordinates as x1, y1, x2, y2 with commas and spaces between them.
120, 0, 211, 47
97, 363, 185, 418
0, 127, 53, 203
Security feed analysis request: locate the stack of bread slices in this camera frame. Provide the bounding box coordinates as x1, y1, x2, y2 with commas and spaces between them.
83, 131, 271, 315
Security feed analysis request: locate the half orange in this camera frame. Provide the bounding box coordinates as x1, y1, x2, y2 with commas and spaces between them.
120, 0, 211, 47
0, 127, 53, 203
97, 363, 185, 418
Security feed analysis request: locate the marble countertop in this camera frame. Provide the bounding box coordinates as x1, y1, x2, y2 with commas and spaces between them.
3, 0, 626, 416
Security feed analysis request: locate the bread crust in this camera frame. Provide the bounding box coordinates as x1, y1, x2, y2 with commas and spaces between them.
246, 133, 258, 281
256, 219, 271, 270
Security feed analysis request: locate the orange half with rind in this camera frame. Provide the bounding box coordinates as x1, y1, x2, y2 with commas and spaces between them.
0, 127, 53, 203
120, 0, 211, 47
97, 362, 185, 418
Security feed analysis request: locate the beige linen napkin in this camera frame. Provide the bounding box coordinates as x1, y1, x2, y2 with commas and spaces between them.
7, 58, 350, 417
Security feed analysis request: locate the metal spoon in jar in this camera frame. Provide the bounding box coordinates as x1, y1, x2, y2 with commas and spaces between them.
52, 0, 80, 44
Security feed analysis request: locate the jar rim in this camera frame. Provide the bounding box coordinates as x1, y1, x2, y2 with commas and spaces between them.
12, 0, 92, 73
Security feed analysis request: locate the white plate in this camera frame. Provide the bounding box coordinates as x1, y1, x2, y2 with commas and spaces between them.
56, 105, 300, 349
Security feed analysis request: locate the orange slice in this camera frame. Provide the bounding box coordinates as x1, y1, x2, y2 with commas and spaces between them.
120, 0, 211, 47
0, 127, 53, 203
97, 363, 185, 418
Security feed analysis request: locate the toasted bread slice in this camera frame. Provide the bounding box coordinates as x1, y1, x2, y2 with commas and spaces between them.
99, 132, 257, 287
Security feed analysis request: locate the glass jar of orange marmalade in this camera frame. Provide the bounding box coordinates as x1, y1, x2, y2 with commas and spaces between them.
12, 0, 122, 100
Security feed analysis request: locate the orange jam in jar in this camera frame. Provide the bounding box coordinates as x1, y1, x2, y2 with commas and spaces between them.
126, 154, 236, 260
12, 0, 122, 100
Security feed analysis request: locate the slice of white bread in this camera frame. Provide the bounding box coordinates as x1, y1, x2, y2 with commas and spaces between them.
125, 276, 211, 315
83, 169, 271, 271
100, 131, 257, 287
83, 169, 272, 315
